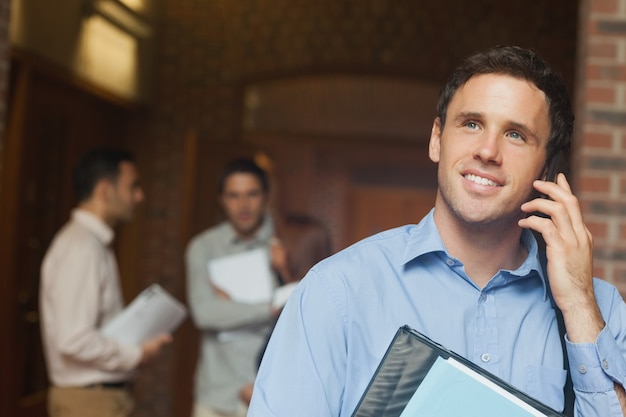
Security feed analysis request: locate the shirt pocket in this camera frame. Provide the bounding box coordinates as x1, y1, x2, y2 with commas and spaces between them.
525, 364, 567, 411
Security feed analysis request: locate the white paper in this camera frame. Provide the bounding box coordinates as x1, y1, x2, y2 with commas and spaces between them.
207, 248, 274, 304
102, 284, 187, 345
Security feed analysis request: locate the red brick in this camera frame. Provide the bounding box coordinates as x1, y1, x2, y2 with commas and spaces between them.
590, 0, 619, 14
619, 223, 626, 240
587, 219, 609, 239
588, 40, 618, 60
613, 263, 626, 282
580, 131, 613, 149
587, 64, 626, 81
586, 84, 617, 105
593, 264, 606, 280
619, 177, 626, 194
579, 176, 611, 193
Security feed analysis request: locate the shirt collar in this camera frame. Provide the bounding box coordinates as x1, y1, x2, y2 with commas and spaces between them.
402, 209, 548, 299
72, 208, 115, 246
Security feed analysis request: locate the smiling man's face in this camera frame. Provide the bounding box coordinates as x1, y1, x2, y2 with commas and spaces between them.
429, 73, 550, 227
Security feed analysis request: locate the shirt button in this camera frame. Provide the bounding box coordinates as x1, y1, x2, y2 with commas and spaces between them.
479, 293, 487, 302
446, 259, 455, 266
578, 365, 587, 374
602, 360, 609, 370
481, 353, 491, 363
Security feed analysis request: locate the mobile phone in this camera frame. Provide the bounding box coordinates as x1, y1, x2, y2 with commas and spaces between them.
530, 150, 570, 218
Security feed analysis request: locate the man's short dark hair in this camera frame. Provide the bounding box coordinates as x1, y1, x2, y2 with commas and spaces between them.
217, 158, 269, 195
436, 45, 574, 181
73, 147, 135, 202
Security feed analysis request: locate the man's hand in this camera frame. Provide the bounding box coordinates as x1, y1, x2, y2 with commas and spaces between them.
240, 382, 255, 405
518, 173, 604, 343
140, 333, 172, 365
211, 282, 231, 300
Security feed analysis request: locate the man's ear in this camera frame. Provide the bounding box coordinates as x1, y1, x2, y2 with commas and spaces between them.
93, 178, 113, 202
429, 118, 442, 163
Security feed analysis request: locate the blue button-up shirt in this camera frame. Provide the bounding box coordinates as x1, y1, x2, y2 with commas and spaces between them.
249, 210, 626, 417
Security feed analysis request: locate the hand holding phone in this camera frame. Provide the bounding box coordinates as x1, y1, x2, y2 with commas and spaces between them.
518, 173, 602, 342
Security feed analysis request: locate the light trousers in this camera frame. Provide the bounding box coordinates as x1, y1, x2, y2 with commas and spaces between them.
48, 386, 134, 417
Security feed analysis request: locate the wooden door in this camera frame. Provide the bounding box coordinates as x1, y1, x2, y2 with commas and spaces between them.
347, 185, 435, 246
0, 57, 129, 417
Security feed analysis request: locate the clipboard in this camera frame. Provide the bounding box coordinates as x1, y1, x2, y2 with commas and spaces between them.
351, 325, 567, 417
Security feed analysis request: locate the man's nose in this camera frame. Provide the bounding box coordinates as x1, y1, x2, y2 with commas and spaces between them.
474, 132, 502, 165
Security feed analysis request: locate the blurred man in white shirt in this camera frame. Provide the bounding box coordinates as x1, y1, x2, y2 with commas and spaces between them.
40, 147, 172, 417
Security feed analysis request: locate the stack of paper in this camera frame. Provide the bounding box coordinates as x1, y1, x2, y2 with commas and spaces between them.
102, 284, 187, 345
207, 248, 274, 304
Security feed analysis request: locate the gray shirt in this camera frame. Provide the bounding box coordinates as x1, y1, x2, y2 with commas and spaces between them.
185, 215, 277, 414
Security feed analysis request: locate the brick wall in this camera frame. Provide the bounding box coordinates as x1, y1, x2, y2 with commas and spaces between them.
577, 0, 626, 293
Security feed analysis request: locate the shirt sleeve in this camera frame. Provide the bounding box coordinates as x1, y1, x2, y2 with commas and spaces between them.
48, 240, 141, 372
566, 282, 626, 417
248, 267, 348, 417
185, 237, 273, 330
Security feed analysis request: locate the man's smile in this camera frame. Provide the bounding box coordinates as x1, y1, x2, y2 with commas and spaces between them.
464, 173, 502, 187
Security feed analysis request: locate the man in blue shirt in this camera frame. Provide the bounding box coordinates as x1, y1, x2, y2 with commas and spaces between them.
247, 46, 626, 417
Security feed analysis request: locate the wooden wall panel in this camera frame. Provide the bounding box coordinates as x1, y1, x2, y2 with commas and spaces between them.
0, 55, 129, 417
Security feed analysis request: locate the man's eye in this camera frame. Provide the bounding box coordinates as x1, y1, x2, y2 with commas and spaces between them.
508, 131, 523, 140
465, 122, 478, 129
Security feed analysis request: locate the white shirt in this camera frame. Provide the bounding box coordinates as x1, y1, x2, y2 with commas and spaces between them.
40, 209, 142, 387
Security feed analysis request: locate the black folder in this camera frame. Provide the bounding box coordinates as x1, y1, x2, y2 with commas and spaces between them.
351, 325, 567, 417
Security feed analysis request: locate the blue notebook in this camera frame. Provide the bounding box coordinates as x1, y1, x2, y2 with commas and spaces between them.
351, 326, 566, 417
